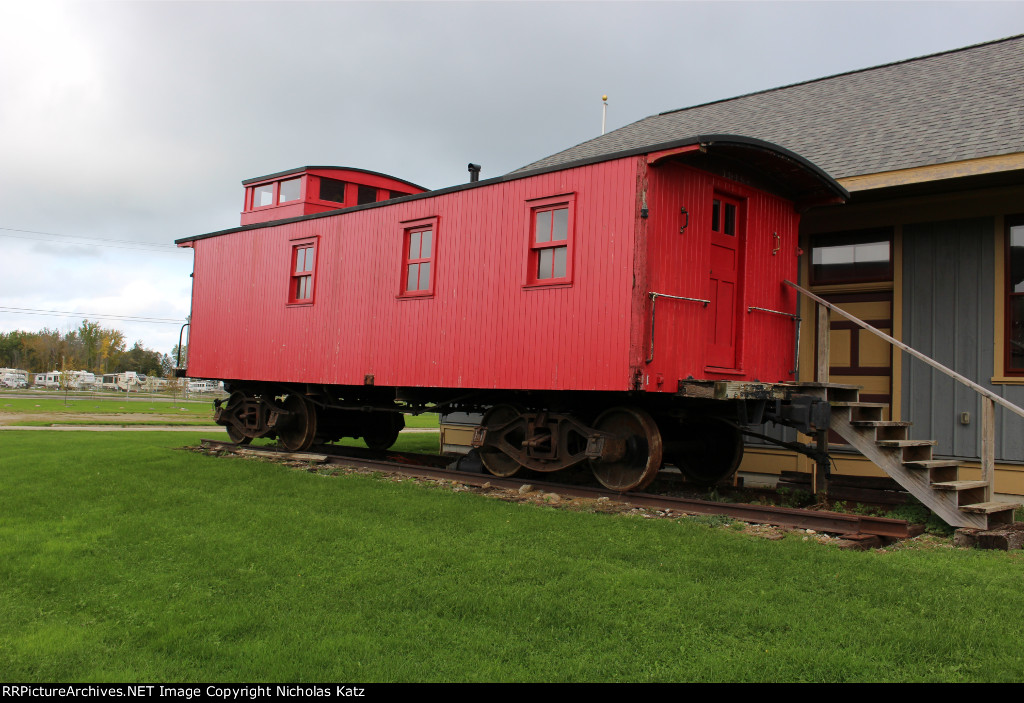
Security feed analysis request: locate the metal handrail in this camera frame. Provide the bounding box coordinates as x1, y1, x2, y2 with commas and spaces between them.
784, 280, 1024, 420
786, 279, 1023, 502
646, 292, 710, 364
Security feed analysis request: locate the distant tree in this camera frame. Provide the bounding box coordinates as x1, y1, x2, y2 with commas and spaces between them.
171, 344, 188, 369
166, 376, 183, 403
57, 357, 73, 406
77, 320, 102, 372
99, 329, 126, 373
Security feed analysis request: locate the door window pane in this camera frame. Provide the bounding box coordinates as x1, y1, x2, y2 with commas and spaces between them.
810, 229, 893, 284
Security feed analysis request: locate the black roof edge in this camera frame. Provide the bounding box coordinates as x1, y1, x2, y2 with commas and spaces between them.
657, 34, 1024, 118
241, 165, 427, 192
176, 135, 847, 245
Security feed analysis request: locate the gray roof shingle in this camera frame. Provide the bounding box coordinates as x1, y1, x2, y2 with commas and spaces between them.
512, 35, 1024, 179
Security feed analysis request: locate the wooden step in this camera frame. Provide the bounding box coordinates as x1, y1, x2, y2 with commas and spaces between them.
783, 382, 862, 389
960, 501, 1021, 515
902, 459, 961, 469
931, 480, 989, 491
830, 401, 888, 408
851, 420, 912, 428
876, 439, 937, 448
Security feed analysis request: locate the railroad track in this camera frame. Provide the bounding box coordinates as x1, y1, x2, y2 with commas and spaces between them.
198, 439, 917, 540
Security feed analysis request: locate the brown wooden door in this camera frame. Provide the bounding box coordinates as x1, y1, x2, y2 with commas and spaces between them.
817, 291, 894, 441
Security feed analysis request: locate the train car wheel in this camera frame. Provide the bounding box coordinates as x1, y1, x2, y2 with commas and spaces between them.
589, 407, 663, 492
478, 404, 525, 478
277, 394, 318, 452
225, 424, 253, 445
669, 417, 744, 486
221, 391, 253, 445
364, 413, 405, 451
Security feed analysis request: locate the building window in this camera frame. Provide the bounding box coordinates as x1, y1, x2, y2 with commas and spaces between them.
1006, 215, 1024, 374
357, 184, 378, 205
278, 178, 301, 203
253, 183, 275, 208
319, 177, 348, 204
289, 238, 317, 304
810, 228, 893, 285
400, 217, 438, 298
526, 194, 575, 286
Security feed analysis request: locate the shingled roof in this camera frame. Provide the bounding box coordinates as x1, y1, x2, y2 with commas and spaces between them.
513, 35, 1024, 180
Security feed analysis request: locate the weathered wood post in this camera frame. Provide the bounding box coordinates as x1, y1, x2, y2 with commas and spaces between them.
816, 302, 830, 384
982, 396, 995, 502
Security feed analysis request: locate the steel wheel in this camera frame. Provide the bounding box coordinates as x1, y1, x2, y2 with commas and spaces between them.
589, 407, 663, 492
669, 417, 744, 486
277, 393, 318, 452
478, 404, 525, 478
225, 423, 253, 445
220, 391, 253, 445
364, 413, 405, 451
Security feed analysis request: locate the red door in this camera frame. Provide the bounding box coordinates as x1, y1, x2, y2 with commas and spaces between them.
706, 195, 743, 369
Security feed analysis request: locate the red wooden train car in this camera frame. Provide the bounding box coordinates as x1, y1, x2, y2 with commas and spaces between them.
177, 135, 847, 491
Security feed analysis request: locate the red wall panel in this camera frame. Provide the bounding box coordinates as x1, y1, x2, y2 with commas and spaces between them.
641, 161, 800, 389
188, 158, 644, 392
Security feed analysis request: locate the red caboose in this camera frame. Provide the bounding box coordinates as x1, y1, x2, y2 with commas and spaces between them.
177, 135, 847, 490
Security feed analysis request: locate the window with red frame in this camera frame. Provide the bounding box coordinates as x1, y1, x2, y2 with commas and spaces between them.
290, 241, 316, 304
527, 196, 574, 285
1006, 215, 1024, 374
401, 220, 437, 297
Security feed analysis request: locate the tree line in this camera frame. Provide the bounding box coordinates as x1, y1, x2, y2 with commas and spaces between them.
0, 320, 182, 377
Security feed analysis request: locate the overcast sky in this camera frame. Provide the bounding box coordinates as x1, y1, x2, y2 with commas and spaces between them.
1, 0, 1022, 363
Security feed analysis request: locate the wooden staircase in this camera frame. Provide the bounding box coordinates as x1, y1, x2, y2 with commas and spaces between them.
793, 382, 1019, 529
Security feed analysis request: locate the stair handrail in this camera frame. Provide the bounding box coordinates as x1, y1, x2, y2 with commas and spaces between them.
784, 280, 1024, 420
786, 278, 1019, 503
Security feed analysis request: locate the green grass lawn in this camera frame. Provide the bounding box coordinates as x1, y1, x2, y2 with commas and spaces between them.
2, 431, 1023, 682
0, 397, 211, 414
0, 397, 439, 430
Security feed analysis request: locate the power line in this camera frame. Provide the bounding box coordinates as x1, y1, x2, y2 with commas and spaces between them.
0, 226, 185, 254
0, 306, 185, 325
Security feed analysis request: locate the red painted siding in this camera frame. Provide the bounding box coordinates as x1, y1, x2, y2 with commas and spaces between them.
187, 154, 804, 395
641, 161, 800, 390
189, 158, 644, 392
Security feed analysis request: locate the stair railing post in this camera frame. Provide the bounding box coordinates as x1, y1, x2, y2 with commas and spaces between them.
982, 396, 996, 502
816, 302, 830, 384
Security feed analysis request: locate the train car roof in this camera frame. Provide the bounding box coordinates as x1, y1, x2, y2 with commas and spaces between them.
176, 134, 848, 245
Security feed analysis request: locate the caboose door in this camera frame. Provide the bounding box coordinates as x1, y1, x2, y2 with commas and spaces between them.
705, 195, 744, 369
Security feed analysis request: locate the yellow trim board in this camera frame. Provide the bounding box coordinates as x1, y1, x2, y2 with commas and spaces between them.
840, 153, 1024, 192
740, 446, 1024, 496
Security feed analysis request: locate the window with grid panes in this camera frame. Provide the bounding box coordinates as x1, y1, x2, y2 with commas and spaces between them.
400, 218, 438, 297
527, 195, 575, 286
289, 240, 316, 304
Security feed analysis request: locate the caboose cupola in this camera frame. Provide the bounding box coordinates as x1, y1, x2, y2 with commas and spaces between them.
240, 166, 428, 225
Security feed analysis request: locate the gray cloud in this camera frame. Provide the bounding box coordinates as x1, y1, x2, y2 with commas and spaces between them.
1, 0, 1021, 356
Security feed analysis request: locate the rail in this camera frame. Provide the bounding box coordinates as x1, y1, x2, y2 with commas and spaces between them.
646, 292, 710, 364
785, 279, 1024, 497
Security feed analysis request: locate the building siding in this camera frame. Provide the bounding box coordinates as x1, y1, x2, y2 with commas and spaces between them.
902, 216, 1024, 463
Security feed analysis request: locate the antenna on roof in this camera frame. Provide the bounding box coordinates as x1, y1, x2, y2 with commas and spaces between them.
601, 95, 608, 135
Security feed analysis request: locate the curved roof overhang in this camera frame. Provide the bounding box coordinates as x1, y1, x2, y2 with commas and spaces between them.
641, 134, 850, 210
177, 134, 846, 245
